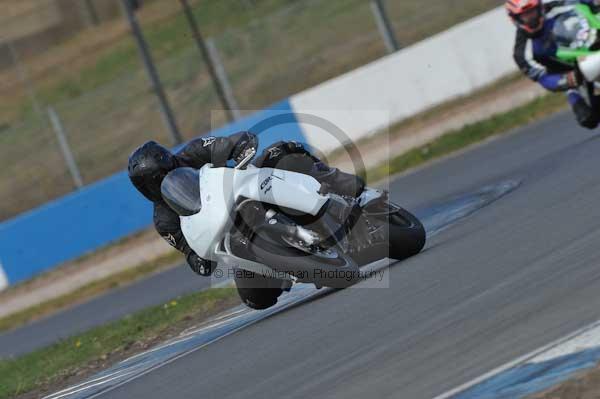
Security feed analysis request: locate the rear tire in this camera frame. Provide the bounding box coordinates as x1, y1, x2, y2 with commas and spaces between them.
354, 204, 425, 265
387, 207, 426, 260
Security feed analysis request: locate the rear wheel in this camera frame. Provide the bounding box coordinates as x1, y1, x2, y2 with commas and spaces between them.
386, 206, 426, 260
354, 202, 426, 265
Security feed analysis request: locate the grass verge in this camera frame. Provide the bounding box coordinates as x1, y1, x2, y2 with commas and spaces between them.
366, 92, 567, 183
0, 287, 240, 399
0, 249, 182, 333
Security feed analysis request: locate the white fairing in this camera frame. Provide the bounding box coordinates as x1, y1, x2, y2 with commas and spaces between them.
579, 52, 600, 82
180, 165, 328, 260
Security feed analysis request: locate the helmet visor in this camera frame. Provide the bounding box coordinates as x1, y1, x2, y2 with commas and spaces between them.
161, 168, 202, 216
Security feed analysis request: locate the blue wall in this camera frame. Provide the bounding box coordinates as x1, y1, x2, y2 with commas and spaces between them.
0, 99, 305, 286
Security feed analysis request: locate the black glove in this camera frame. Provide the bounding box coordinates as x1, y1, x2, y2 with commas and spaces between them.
283, 141, 309, 154
231, 132, 258, 164
573, 99, 599, 129
186, 252, 215, 276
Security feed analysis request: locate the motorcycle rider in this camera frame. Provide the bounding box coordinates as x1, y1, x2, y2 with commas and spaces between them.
127, 131, 364, 277
507, 0, 600, 128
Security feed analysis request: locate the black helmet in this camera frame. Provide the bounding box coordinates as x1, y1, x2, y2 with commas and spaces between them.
128, 141, 177, 202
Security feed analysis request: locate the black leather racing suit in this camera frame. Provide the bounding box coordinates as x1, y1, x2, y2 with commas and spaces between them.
154, 134, 365, 274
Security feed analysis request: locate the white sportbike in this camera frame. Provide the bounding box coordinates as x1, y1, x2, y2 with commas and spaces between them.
160, 149, 425, 309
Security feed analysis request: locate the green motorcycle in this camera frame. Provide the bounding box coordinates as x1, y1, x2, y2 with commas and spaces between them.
555, 3, 600, 96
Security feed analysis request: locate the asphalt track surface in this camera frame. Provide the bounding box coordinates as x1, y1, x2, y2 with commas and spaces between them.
94, 111, 600, 399
8, 110, 600, 398
0, 264, 209, 358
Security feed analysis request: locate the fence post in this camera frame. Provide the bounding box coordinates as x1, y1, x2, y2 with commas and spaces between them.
206, 38, 242, 120
370, 0, 400, 53
47, 107, 84, 189
7, 41, 43, 116
179, 0, 240, 122
83, 0, 100, 26
121, 0, 183, 145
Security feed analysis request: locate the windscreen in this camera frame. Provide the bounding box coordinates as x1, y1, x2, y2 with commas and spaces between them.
552, 11, 593, 48
160, 167, 202, 216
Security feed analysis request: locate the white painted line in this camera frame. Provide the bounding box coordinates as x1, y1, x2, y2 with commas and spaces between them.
81, 317, 273, 399
0, 259, 9, 291
532, 322, 600, 363
432, 318, 600, 399
44, 368, 141, 399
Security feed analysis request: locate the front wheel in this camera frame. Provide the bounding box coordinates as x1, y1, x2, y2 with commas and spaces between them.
248, 232, 360, 289
234, 270, 284, 310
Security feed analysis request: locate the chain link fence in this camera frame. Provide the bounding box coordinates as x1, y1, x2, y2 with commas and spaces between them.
0, 0, 501, 221
385, 0, 502, 46
211, 0, 386, 110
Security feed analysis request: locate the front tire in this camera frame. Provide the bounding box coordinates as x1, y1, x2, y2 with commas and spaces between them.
234, 271, 284, 310
249, 232, 360, 289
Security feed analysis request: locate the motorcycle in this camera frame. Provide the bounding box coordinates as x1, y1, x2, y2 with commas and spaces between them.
160, 149, 425, 310
553, 3, 600, 105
